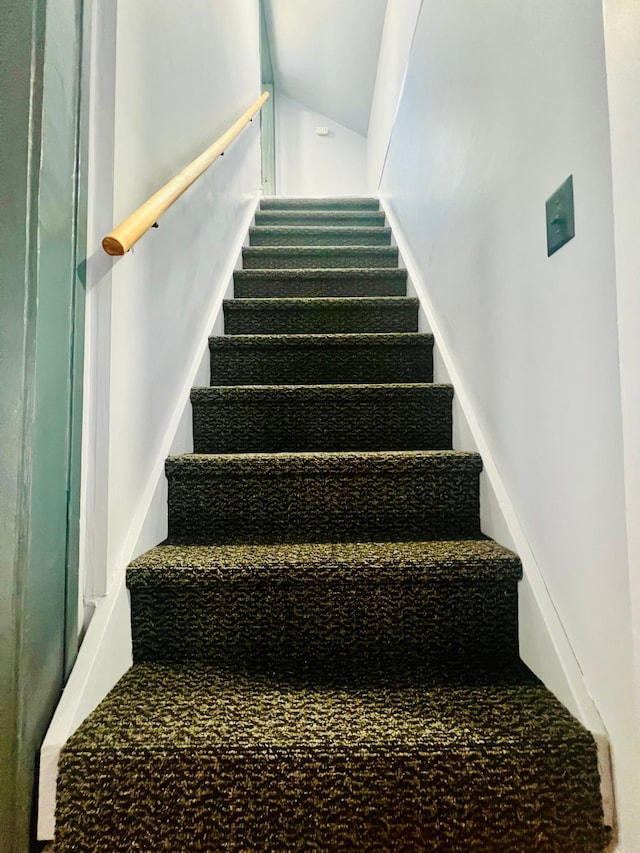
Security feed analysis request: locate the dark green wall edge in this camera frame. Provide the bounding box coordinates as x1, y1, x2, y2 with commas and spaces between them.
0, 0, 85, 849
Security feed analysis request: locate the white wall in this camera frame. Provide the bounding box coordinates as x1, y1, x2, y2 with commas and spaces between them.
275, 92, 367, 196
94, 0, 262, 594
264, 0, 387, 136
377, 0, 639, 847
366, 0, 422, 190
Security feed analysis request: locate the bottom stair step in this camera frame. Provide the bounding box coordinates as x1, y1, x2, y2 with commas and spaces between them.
55, 662, 607, 852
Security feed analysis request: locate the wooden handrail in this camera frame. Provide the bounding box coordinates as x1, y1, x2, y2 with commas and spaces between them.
102, 92, 270, 256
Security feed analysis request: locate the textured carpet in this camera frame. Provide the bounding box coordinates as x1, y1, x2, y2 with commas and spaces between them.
209, 332, 434, 385
165, 450, 482, 544
128, 539, 521, 679
259, 196, 381, 210
242, 245, 399, 269
191, 383, 453, 453
233, 268, 408, 298
249, 225, 393, 247
255, 209, 386, 227
223, 297, 418, 335
54, 196, 608, 851
56, 665, 605, 852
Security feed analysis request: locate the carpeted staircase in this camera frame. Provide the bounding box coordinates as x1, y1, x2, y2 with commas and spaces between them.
55, 197, 609, 851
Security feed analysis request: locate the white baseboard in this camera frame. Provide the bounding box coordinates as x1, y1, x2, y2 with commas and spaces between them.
36, 193, 261, 841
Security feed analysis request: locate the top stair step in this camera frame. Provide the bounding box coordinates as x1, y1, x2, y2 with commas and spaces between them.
260, 197, 380, 211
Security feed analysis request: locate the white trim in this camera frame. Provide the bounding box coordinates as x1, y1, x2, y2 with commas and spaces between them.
37, 193, 260, 841
381, 195, 606, 736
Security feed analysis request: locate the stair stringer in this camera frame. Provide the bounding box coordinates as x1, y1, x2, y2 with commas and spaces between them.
381, 195, 616, 833
36, 194, 262, 842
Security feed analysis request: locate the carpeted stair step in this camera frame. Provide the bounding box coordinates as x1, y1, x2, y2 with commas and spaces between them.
191, 383, 452, 453
127, 539, 521, 679
55, 663, 606, 852
223, 297, 418, 335
209, 332, 433, 385
255, 209, 386, 227
248, 225, 392, 247
166, 450, 482, 544
242, 245, 398, 269
260, 196, 380, 211
233, 267, 408, 299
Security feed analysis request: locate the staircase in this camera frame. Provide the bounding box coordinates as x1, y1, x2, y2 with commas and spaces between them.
55, 197, 608, 851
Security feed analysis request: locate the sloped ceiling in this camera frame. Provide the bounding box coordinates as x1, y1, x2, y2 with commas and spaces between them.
263, 0, 388, 137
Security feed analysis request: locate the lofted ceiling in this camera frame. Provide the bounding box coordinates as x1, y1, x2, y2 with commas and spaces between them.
263, 0, 389, 137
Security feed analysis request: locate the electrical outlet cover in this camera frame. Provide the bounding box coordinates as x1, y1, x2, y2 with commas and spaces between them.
546, 175, 575, 256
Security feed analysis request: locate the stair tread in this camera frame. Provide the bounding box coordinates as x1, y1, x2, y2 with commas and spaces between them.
260, 196, 380, 210
166, 448, 482, 474
249, 226, 393, 247
58, 663, 605, 852
210, 331, 432, 347
128, 538, 521, 586
243, 246, 397, 254
249, 225, 391, 234
224, 296, 418, 310
192, 381, 451, 395
232, 268, 408, 298
64, 661, 595, 752
234, 267, 406, 278
255, 210, 386, 224
242, 246, 399, 270
223, 296, 418, 334
192, 383, 452, 453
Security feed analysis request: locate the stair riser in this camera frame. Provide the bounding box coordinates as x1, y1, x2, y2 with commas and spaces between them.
192, 386, 452, 453
260, 197, 380, 211
57, 745, 604, 852
233, 270, 407, 298
130, 579, 519, 677
255, 211, 386, 227
248, 227, 392, 247
223, 301, 418, 335
242, 246, 398, 269
166, 462, 481, 544
209, 341, 433, 385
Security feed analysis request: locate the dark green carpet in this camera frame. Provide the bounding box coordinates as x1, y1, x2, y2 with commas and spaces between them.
255, 209, 386, 227
55, 664, 605, 853
165, 450, 482, 544
209, 332, 434, 385
242, 245, 399, 269
127, 539, 521, 679
259, 197, 381, 210
191, 383, 453, 452
223, 297, 418, 335
249, 225, 393, 247
233, 268, 408, 298
54, 196, 608, 851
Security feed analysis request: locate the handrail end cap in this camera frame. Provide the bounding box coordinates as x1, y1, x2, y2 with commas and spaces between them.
102, 236, 126, 256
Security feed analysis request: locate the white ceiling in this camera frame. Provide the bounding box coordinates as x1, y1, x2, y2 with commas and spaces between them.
263, 0, 389, 137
